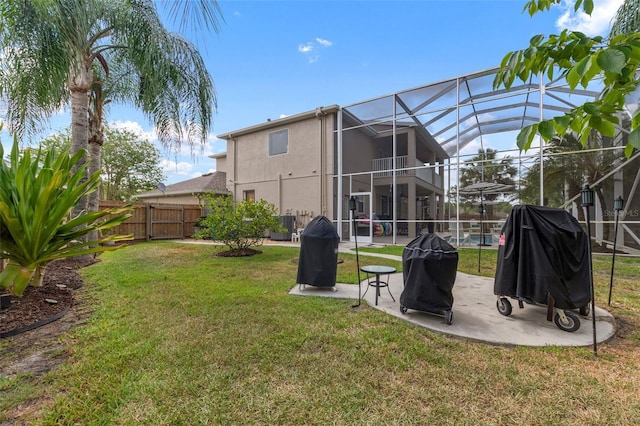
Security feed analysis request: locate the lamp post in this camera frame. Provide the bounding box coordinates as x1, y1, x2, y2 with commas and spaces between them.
349, 196, 362, 308
608, 196, 625, 306
478, 202, 485, 273
581, 184, 597, 358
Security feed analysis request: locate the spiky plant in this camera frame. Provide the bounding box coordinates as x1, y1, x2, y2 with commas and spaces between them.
0, 138, 132, 296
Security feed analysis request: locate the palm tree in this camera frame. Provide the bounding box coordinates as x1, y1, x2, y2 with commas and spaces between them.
459, 148, 517, 204
518, 132, 624, 232
518, 135, 587, 207
0, 0, 222, 220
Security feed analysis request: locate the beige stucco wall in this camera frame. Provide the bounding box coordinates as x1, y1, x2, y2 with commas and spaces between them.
225, 113, 335, 223
214, 155, 227, 173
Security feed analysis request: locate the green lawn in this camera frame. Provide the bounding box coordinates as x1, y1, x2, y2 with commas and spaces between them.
2, 242, 639, 425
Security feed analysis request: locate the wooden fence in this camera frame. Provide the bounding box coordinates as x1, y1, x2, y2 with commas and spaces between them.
100, 201, 203, 242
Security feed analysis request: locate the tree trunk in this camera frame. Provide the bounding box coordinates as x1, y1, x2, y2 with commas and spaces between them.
69, 59, 93, 259
30, 265, 46, 288
70, 87, 91, 218
88, 106, 103, 246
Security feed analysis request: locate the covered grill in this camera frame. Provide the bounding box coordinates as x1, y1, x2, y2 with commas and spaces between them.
296, 215, 340, 289
400, 233, 458, 324
494, 205, 591, 332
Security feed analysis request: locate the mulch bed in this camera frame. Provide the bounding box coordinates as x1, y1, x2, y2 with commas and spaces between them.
0, 258, 95, 337
215, 248, 262, 257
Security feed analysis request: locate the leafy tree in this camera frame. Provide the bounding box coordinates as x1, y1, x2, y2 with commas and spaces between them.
40, 126, 165, 201
493, 0, 640, 157
101, 128, 164, 201
196, 193, 285, 256
0, 138, 131, 296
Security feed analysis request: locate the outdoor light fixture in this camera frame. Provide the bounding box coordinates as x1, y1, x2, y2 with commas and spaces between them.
349, 196, 362, 308
349, 196, 357, 212
581, 184, 597, 358
581, 184, 594, 207
614, 195, 624, 212
609, 196, 625, 306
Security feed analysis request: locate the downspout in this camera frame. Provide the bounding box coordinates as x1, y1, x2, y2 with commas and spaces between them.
316, 107, 326, 216
278, 173, 282, 213
232, 134, 238, 201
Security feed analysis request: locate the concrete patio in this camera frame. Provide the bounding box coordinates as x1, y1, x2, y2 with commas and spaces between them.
289, 245, 617, 347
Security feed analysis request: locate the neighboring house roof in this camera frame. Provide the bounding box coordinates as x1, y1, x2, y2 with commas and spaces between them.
136, 172, 229, 200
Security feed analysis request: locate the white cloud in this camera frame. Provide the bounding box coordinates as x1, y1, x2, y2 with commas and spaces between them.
555, 0, 624, 36
298, 37, 333, 63
315, 38, 332, 47
110, 120, 157, 142
190, 168, 216, 179
298, 43, 313, 54
160, 159, 194, 184
161, 159, 193, 174
460, 138, 481, 157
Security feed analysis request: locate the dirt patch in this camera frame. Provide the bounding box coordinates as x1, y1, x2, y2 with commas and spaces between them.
215, 248, 262, 257
1, 258, 95, 375
1, 258, 94, 336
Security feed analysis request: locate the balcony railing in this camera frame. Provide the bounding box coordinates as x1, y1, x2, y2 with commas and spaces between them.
372, 156, 442, 187
372, 156, 407, 177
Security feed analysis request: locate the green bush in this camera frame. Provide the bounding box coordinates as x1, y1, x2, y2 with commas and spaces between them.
196, 193, 285, 253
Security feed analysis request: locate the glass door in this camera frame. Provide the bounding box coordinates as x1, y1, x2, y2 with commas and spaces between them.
350, 192, 372, 244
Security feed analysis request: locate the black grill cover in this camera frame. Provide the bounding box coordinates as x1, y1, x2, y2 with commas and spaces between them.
296, 215, 340, 287
494, 205, 590, 310
401, 233, 458, 312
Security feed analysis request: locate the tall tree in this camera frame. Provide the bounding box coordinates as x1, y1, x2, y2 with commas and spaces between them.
0, 0, 222, 218
40, 126, 165, 201
101, 127, 165, 201
459, 148, 517, 204
518, 132, 622, 220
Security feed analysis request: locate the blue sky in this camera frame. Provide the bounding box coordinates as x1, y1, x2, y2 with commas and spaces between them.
0, 0, 624, 184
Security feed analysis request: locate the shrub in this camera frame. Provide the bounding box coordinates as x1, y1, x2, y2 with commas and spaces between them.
196, 193, 285, 254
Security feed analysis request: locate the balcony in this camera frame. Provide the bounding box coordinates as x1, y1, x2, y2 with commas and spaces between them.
372, 156, 442, 187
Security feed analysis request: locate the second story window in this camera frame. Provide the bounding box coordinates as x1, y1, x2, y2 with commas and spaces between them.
268, 129, 288, 156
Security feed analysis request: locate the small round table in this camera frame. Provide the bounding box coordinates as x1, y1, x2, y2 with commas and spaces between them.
360, 265, 397, 306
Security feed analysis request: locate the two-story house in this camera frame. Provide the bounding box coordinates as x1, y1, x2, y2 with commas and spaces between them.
215, 105, 448, 244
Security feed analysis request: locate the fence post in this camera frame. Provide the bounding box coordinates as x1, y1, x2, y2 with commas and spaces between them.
147, 204, 152, 241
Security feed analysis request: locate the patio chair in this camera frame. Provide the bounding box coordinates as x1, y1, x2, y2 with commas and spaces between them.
291, 228, 304, 243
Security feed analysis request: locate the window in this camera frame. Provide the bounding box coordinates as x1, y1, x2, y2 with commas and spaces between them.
244, 190, 255, 202
268, 129, 288, 156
